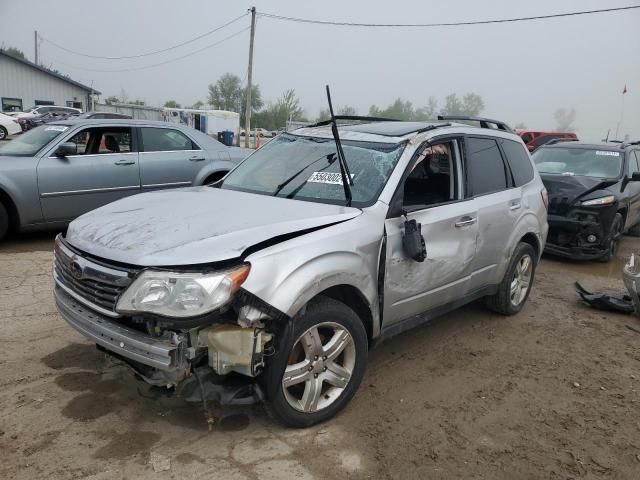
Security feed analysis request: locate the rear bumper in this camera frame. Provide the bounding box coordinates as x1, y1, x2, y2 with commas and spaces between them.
54, 286, 185, 373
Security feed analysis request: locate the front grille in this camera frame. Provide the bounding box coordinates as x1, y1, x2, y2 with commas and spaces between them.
54, 236, 134, 317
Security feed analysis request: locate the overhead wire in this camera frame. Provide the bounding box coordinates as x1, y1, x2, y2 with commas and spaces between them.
39, 12, 248, 60
256, 5, 640, 28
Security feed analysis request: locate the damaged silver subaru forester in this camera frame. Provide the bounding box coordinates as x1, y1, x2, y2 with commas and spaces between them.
54, 111, 548, 427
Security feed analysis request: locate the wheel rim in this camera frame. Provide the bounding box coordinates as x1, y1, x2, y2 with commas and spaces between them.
282, 322, 356, 413
510, 254, 533, 307
610, 218, 623, 257
0, 129, 5, 140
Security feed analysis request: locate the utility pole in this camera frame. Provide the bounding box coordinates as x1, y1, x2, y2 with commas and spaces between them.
244, 7, 256, 148
34, 30, 38, 65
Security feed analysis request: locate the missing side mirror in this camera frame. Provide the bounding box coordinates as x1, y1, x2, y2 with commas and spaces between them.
402, 218, 427, 262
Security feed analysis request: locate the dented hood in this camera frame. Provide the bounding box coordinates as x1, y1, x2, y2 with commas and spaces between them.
540, 174, 618, 213
66, 187, 361, 266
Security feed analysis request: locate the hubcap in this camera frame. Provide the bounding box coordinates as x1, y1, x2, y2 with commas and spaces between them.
282, 322, 355, 413
510, 254, 533, 307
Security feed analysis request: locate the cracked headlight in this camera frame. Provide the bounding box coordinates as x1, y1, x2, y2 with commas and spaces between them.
116, 264, 250, 318
581, 195, 616, 206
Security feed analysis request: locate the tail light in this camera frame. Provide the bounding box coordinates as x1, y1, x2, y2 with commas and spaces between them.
541, 188, 549, 210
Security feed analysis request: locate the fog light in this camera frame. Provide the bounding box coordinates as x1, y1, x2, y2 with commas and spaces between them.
587, 234, 597, 243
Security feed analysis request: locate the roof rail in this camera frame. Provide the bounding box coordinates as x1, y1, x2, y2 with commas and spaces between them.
620, 140, 640, 149
545, 137, 579, 145
307, 115, 400, 128
437, 115, 514, 133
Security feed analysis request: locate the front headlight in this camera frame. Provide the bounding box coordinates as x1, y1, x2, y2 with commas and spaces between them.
581, 195, 616, 206
116, 264, 250, 318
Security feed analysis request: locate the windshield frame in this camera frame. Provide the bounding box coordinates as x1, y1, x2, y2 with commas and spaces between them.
220, 132, 407, 208
532, 146, 625, 179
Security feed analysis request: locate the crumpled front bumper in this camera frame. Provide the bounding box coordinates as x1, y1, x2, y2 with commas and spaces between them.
54, 286, 189, 380
545, 210, 615, 260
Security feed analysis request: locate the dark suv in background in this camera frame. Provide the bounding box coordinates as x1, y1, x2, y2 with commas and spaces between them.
533, 140, 640, 261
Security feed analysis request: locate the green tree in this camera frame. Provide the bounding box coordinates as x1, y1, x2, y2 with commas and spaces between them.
253, 89, 306, 130
190, 100, 205, 110
208, 73, 242, 111
415, 97, 438, 120
554, 107, 576, 131
164, 100, 181, 108
4, 46, 25, 59
440, 93, 484, 117
104, 96, 120, 105
315, 105, 357, 122
240, 84, 264, 125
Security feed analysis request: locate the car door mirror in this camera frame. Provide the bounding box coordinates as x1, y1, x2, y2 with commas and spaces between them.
402, 218, 427, 262
55, 142, 77, 157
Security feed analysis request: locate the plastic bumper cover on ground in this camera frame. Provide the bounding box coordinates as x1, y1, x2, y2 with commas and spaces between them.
54, 286, 181, 372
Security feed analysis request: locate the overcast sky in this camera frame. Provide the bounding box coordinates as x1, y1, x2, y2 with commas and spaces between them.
1, 0, 638, 141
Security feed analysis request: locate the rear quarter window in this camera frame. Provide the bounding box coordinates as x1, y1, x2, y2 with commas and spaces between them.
501, 139, 534, 186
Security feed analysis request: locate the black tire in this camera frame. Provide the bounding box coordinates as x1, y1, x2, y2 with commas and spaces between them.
599, 213, 623, 262
628, 222, 640, 237
263, 296, 368, 428
0, 202, 8, 242
204, 171, 228, 185
486, 242, 536, 315
0, 126, 7, 141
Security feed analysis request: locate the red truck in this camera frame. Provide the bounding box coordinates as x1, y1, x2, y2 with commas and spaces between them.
516, 129, 578, 152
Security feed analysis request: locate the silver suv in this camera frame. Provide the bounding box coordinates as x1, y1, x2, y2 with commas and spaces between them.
54, 115, 548, 427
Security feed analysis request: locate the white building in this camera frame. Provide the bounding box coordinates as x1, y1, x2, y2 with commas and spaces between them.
0, 49, 99, 113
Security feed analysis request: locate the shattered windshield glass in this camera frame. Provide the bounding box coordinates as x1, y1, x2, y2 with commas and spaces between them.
221, 133, 405, 206
533, 147, 623, 178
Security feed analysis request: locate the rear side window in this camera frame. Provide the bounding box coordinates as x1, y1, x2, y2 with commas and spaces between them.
140, 127, 198, 152
501, 139, 534, 186
465, 137, 507, 196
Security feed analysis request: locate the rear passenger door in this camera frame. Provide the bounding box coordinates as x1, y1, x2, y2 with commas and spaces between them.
464, 136, 522, 290
137, 126, 208, 191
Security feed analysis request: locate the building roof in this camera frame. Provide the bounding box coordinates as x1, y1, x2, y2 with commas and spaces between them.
0, 49, 101, 94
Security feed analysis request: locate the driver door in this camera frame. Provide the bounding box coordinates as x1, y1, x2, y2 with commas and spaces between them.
37, 126, 141, 222
383, 138, 479, 327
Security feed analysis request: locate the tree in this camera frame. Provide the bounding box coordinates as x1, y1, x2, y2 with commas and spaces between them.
315, 105, 357, 122
440, 93, 484, 117
4, 46, 25, 59
253, 89, 305, 131
104, 96, 120, 105
415, 97, 438, 120
554, 108, 576, 131
208, 73, 242, 111
514, 122, 527, 129
240, 84, 264, 125
164, 100, 181, 108
368, 97, 438, 121
190, 100, 205, 110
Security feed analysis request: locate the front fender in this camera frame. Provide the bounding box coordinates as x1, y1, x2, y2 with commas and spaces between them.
0, 168, 42, 226
193, 160, 237, 185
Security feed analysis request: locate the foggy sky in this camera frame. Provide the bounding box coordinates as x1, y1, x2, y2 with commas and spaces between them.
1, 0, 638, 141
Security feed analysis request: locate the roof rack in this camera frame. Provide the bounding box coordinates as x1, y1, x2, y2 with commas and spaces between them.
307, 115, 400, 128
545, 138, 579, 145
437, 115, 514, 133
620, 140, 640, 149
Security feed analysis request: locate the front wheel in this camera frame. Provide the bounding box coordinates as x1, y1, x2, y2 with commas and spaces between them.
0, 126, 7, 140
599, 213, 623, 262
265, 297, 368, 428
486, 242, 536, 315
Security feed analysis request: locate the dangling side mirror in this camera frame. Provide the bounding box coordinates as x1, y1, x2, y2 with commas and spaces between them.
402, 218, 427, 262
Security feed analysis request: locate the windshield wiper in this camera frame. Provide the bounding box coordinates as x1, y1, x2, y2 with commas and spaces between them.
325, 85, 353, 206
273, 153, 336, 197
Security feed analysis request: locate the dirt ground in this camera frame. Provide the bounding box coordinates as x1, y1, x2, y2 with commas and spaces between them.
1, 231, 640, 480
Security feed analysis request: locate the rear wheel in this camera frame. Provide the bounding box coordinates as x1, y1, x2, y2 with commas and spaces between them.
265, 297, 368, 428
0, 126, 7, 140
0, 202, 9, 242
486, 242, 536, 315
599, 213, 623, 262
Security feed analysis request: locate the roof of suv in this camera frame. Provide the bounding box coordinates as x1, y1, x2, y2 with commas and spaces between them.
539, 141, 636, 152
294, 120, 522, 144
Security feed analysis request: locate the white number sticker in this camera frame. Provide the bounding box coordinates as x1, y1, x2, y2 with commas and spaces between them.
595, 150, 620, 156
45, 126, 69, 132
307, 171, 354, 185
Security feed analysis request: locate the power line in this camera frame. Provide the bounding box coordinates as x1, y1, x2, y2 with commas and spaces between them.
40, 12, 247, 60
257, 5, 640, 28
45, 27, 250, 73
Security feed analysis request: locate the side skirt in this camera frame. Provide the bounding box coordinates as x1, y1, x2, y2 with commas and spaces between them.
374, 284, 498, 345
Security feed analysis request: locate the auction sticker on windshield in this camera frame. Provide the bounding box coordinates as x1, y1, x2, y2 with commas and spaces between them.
307, 171, 354, 185
596, 151, 620, 156
45, 126, 69, 132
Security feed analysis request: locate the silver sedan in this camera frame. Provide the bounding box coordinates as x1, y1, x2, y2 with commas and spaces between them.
0, 119, 252, 240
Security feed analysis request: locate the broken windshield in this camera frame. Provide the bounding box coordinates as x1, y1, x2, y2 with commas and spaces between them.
221, 133, 405, 207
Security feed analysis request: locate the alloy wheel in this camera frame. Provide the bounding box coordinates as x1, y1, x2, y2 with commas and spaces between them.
510, 254, 533, 307
282, 322, 356, 413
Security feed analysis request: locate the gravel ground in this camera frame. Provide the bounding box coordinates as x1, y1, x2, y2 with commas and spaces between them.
1, 231, 640, 479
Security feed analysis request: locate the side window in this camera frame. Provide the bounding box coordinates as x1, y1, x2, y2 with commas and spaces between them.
140, 127, 198, 152
65, 127, 132, 155
501, 139, 534, 186
629, 151, 640, 176
465, 137, 507, 196
402, 141, 457, 210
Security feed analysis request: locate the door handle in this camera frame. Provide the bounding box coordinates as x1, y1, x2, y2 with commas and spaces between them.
189, 156, 206, 162
114, 159, 135, 166
510, 200, 522, 210
455, 216, 477, 228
